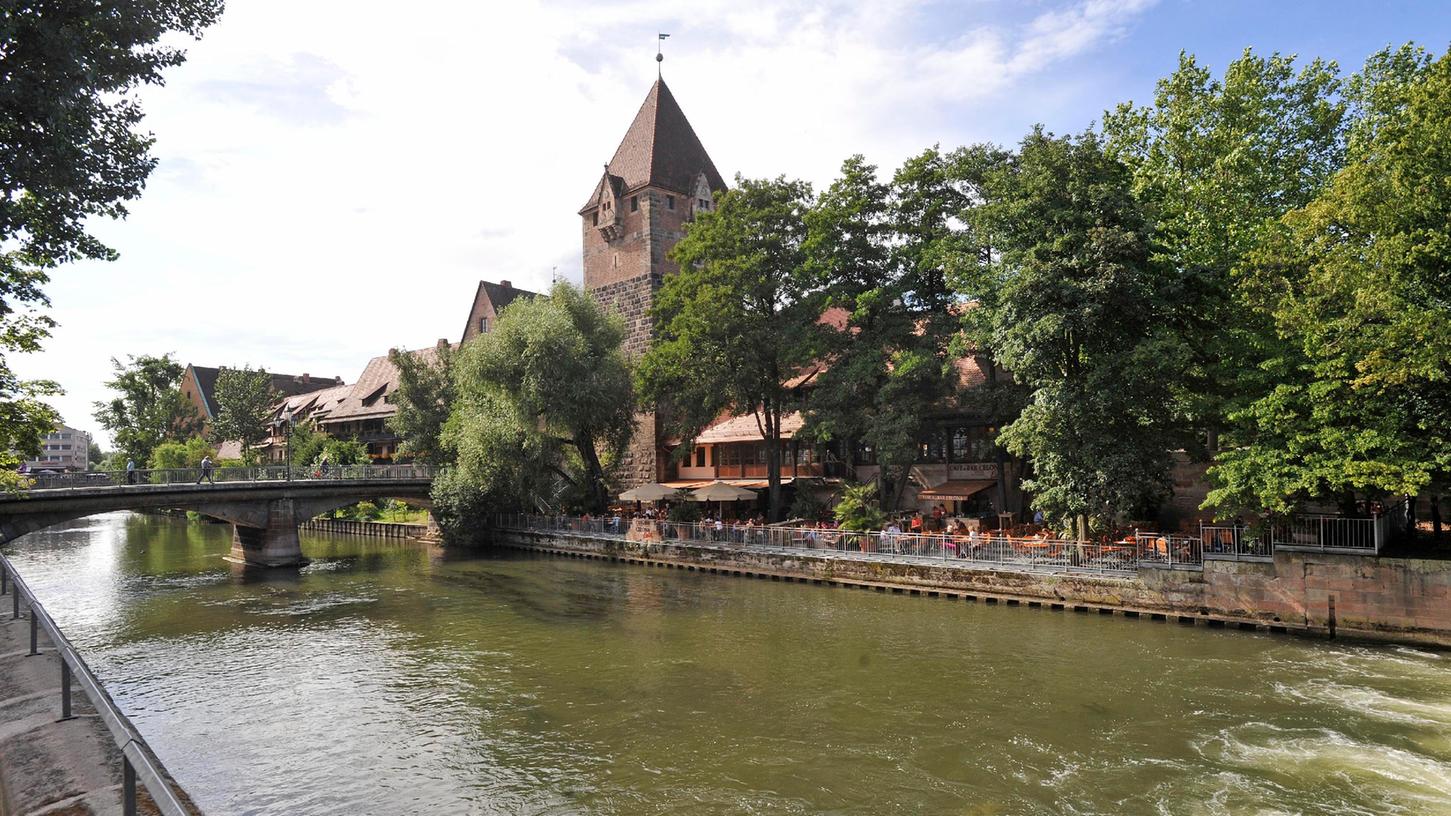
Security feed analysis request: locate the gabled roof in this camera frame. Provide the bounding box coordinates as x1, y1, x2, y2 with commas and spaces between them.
460, 279, 540, 343
185, 364, 342, 420
580, 79, 726, 211
318, 344, 452, 425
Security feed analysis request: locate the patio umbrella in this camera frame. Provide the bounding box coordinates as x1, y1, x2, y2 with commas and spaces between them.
690, 480, 758, 520
618, 483, 679, 502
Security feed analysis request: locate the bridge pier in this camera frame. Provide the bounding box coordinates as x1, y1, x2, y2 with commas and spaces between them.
226, 499, 309, 568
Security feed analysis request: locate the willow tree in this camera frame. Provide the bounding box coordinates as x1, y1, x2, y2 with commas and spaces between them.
438, 282, 633, 526
388, 345, 455, 465
638, 176, 820, 521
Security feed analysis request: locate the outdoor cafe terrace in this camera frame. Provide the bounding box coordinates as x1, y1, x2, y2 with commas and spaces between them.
496, 510, 1390, 580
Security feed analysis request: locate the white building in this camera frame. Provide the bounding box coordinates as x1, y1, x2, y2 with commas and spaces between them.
24, 425, 92, 472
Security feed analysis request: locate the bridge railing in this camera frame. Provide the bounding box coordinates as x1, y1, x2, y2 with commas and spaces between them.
19, 464, 434, 491
0, 554, 198, 814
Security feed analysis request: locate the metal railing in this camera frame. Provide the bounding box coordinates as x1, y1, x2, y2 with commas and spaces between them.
495, 514, 1209, 575
1200, 524, 1273, 561
1271, 514, 1380, 552
0, 553, 196, 815
19, 464, 434, 492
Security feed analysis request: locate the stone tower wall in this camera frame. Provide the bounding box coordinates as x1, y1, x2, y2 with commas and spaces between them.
583, 188, 693, 487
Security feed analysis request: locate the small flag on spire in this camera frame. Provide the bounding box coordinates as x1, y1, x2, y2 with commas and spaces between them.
659, 33, 670, 40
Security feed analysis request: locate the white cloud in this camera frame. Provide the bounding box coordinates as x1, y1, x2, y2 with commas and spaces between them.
13, 0, 1156, 445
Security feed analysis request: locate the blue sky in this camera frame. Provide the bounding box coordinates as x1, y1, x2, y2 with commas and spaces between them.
19, 0, 1450, 446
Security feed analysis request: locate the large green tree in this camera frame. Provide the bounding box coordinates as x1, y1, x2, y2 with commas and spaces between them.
1102, 49, 1345, 451
211, 366, 275, 466
93, 354, 201, 466
439, 282, 633, 528
1205, 45, 1451, 515
970, 129, 1181, 539
2, 1, 222, 483
639, 176, 821, 520
801, 154, 959, 510
388, 344, 455, 465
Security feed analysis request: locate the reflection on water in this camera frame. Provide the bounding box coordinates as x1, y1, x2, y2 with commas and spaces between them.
6, 512, 1451, 815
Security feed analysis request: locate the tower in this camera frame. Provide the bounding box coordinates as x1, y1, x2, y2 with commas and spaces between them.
579, 78, 726, 484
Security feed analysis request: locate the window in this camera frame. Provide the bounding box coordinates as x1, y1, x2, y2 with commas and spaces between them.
698, 198, 707, 210
695, 447, 706, 468
630, 196, 639, 212
592, 211, 599, 226
479, 317, 490, 334
666, 195, 675, 210
917, 429, 946, 463
950, 427, 971, 463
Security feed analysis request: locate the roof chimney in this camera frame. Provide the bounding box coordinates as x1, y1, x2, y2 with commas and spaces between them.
499, 279, 511, 288
437, 338, 449, 350
301, 373, 310, 384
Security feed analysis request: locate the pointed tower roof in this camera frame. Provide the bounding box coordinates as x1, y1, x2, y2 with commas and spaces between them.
582, 79, 726, 210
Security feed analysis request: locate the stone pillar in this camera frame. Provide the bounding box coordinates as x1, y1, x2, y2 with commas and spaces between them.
227, 499, 308, 567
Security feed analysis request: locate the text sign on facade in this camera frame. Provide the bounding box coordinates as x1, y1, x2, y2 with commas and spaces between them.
949, 463, 999, 480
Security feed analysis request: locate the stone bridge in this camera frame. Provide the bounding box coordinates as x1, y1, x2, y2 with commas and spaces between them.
0, 467, 433, 567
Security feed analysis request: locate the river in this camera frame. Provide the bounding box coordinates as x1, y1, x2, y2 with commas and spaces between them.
5, 512, 1450, 815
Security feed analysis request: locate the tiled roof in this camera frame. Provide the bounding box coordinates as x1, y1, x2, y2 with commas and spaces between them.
460, 279, 541, 342
274, 382, 353, 424
188, 365, 343, 419
318, 344, 451, 424
580, 79, 726, 210
696, 411, 806, 444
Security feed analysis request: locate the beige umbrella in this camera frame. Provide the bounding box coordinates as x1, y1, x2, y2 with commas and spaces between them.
619, 483, 679, 502
690, 481, 758, 502
691, 480, 758, 520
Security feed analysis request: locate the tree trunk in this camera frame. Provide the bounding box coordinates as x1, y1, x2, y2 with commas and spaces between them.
1075, 513, 1088, 543
1431, 494, 1442, 541
575, 432, 608, 514
766, 407, 782, 522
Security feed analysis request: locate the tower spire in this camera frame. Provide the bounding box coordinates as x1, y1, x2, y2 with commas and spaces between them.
657, 33, 669, 78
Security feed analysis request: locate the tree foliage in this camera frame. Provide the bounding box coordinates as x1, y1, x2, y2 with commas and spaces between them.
93, 354, 201, 466
640, 176, 820, 520
1, 1, 222, 487
211, 366, 275, 466
1206, 45, 1451, 513
1102, 49, 1346, 451
435, 283, 633, 537
148, 436, 215, 470
388, 344, 455, 464
967, 129, 1180, 537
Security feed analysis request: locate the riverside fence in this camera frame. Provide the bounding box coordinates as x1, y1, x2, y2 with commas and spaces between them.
0, 554, 198, 815
497, 510, 1392, 576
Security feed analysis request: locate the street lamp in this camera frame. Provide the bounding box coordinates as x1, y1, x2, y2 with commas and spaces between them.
282, 408, 293, 481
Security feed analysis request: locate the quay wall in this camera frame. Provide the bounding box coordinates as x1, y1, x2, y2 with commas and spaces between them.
300, 518, 428, 539
492, 530, 1451, 648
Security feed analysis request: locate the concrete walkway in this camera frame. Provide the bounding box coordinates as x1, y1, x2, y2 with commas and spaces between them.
0, 608, 183, 815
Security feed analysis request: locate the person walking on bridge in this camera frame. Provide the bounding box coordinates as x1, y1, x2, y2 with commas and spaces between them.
125, 459, 136, 485
197, 456, 214, 485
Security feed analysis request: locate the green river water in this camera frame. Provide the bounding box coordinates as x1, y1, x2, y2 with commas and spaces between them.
5, 512, 1451, 815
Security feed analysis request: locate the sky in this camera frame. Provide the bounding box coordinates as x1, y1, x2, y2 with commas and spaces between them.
18, 0, 1451, 446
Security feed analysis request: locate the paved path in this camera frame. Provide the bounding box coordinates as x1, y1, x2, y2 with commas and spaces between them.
0, 610, 196, 815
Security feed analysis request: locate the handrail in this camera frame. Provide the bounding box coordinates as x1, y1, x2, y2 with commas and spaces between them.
16, 464, 434, 493
0, 554, 197, 815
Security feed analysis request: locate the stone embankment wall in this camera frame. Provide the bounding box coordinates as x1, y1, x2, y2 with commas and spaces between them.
493, 530, 1451, 648
300, 519, 429, 538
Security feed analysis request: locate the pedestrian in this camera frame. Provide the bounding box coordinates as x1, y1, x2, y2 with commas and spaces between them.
125, 458, 136, 485
197, 455, 214, 485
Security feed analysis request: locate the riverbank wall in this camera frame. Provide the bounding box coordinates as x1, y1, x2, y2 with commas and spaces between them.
492, 529, 1451, 648
299, 519, 428, 538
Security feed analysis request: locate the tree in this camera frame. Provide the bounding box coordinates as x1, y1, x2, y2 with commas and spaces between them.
639, 176, 821, 520
970, 128, 1180, 539
1, 1, 222, 487
440, 282, 634, 525
388, 344, 455, 464
87, 441, 104, 469
1102, 49, 1345, 451
801, 154, 959, 510
93, 354, 201, 466
211, 366, 275, 466
148, 437, 215, 470
1205, 45, 1451, 515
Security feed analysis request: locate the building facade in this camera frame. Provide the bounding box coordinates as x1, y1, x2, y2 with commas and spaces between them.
24, 425, 92, 472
